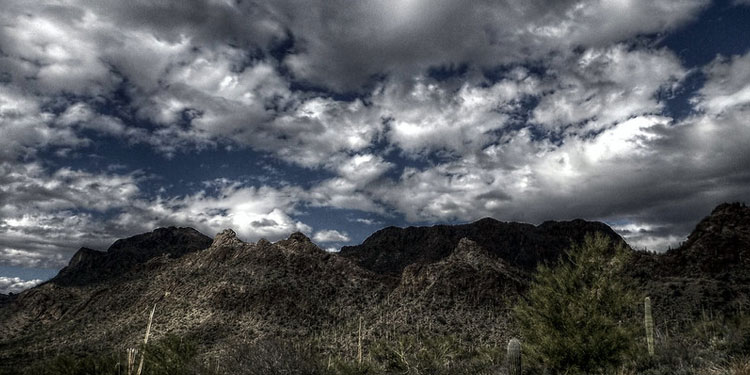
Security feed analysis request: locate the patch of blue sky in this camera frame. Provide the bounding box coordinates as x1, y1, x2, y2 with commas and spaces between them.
0, 266, 57, 283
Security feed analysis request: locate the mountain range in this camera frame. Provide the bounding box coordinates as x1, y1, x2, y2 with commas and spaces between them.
1, 202, 749, 370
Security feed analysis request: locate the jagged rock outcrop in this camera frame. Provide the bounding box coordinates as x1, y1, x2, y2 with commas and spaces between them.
340, 217, 625, 275
210, 228, 244, 249
396, 238, 526, 308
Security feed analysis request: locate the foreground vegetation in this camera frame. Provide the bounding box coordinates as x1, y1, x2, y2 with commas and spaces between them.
10, 315, 750, 375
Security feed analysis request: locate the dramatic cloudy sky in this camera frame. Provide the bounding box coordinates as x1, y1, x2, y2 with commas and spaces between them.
1, 0, 750, 293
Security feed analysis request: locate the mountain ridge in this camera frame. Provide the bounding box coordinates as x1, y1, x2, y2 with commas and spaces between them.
1, 203, 749, 371
339, 217, 625, 275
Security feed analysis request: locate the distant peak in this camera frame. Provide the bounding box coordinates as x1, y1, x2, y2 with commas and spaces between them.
473, 217, 500, 224
287, 231, 311, 243
211, 229, 242, 248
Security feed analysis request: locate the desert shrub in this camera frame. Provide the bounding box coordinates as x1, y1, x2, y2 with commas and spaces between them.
19, 335, 204, 375
514, 233, 639, 374
216, 337, 322, 375
629, 311, 750, 375
139, 334, 202, 375
368, 334, 503, 375
20, 352, 118, 375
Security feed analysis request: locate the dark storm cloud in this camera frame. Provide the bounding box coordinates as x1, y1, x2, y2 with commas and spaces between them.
278, 0, 708, 91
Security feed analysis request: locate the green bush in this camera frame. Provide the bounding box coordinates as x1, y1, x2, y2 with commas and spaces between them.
514, 233, 639, 374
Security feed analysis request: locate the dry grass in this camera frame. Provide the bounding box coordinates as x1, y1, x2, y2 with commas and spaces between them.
706, 357, 750, 375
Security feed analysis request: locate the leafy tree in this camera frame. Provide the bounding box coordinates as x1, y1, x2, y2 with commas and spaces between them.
514, 233, 638, 374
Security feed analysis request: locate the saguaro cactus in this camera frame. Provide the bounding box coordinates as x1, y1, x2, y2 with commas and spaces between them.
357, 316, 362, 365
507, 338, 521, 375
644, 296, 655, 356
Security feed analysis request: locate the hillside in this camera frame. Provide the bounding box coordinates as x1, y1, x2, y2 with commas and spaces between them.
629, 203, 750, 321
1, 204, 749, 373
0, 229, 389, 368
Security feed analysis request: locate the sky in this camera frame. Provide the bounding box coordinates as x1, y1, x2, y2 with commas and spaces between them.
1, 0, 750, 294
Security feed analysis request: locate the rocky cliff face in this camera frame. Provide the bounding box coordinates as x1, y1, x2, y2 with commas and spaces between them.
395, 238, 526, 308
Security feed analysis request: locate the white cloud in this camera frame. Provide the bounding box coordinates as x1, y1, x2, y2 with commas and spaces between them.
0, 277, 43, 294
111, 181, 312, 242
610, 222, 684, 251
532, 45, 685, 132
353, 218, 381, 225
694, 52, 750, 115
0, 87, 89, 161
0, 163, 315, 267
335, 154, 393, 187
378, 72, 537, 155
282, 0, 707, 91
313, 229, 351, 243
0, 8, 120, 95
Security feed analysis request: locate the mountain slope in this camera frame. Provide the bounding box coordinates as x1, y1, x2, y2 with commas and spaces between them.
0, 229, 389, 368
664, 202, 750, 278
2, 205, 749, 371
629, 203, 750, 321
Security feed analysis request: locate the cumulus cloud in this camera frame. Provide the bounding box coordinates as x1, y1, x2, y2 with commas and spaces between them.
0, 277, 43, 295
281, 0, 707, 91
378, 71, 538, 155
693, 53, 750, 114
0, 87, 88, 161
0, 0, 709, 161
354, 218, 382, 225
0, 163, 314, 267
146, 182, 313, 242
532, 45, 686, 132
313, 229, 351, 243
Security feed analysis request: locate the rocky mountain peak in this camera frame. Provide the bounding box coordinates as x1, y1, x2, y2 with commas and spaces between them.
107, 226, 212, 256
447, 238, 491, 268
211, 229, 242, 248
688, 202, 750, 243
397, 237, 525, 308
66, 247, 104, 269
287, 231, 312, 243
